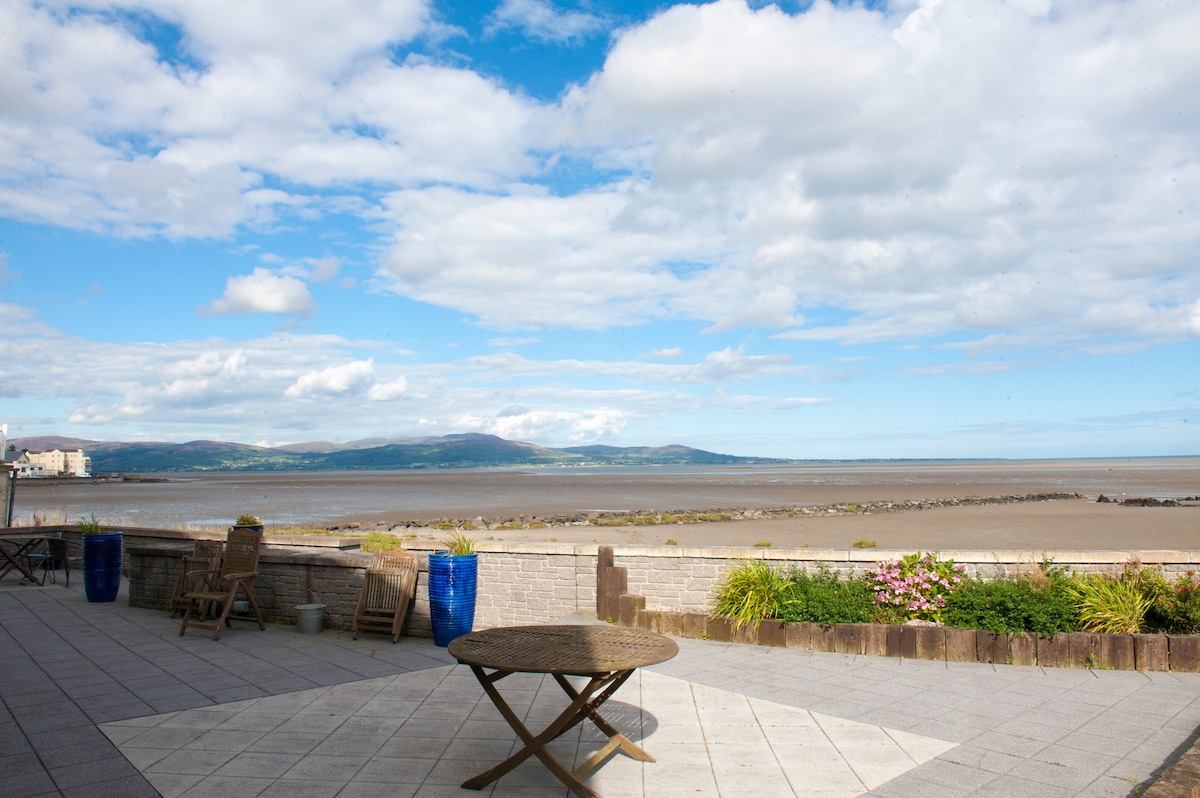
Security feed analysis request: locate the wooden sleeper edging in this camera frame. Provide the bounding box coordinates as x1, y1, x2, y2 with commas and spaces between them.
593, 547, 1197, 671
620, 608, 1192, 671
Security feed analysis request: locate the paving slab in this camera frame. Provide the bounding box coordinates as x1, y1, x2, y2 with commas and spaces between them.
6, 579, 1200, 796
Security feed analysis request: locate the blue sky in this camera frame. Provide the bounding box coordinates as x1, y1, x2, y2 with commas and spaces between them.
1, 0, 1197, 459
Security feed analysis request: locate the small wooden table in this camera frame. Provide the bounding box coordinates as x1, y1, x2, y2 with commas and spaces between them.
0, 533, 53, 585
448, 624, 678, 798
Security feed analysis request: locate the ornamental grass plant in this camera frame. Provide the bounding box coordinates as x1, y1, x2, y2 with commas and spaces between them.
711, 560, 790, 629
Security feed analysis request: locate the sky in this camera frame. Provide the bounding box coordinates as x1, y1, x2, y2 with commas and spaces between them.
0, 0, 1198, 460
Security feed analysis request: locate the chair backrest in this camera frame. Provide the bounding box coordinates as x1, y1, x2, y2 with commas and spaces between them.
47, 538, 69, 562
361, 552, 418, 612
373, 550, 416, 571
194, 539, 224, 562
221, 527, 262, 577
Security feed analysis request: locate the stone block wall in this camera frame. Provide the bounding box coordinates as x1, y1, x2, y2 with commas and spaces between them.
456, 547, 596, 628
125, 538, 598, 637
115, 528, 1200, 642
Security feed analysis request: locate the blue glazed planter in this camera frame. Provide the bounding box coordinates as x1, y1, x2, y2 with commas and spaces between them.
83, 532, 123, 602
428, 552, 477, 646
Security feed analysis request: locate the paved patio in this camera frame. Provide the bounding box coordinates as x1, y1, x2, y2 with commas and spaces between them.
3, 579, 1200, 797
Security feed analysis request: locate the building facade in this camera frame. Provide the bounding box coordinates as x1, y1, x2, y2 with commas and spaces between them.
14, 448, 91, 477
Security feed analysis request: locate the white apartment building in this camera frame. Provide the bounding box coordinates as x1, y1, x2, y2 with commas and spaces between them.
14, 448, 92, 477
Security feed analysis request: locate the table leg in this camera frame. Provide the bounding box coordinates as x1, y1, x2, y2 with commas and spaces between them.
553, 672, 656, 778
463, 665, 631, 798
0, 540, 44, 585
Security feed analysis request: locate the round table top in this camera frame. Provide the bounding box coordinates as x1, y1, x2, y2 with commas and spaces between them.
448, 624, 679, 676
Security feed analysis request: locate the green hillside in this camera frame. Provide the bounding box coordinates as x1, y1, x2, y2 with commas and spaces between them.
17, 433, 785, 473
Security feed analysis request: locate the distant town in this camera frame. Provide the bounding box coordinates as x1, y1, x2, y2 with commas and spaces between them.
3, 446, 92, 478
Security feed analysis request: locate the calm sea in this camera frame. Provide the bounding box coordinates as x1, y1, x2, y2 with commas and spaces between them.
10, 457, 1198, 530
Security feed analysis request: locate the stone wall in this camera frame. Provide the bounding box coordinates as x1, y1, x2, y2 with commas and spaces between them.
123, 538, 600, 637
111, 528, 1200, 638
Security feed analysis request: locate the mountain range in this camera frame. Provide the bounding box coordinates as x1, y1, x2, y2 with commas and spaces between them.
6, 434, 785, 473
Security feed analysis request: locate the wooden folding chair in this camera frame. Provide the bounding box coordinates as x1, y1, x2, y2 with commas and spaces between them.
179, 528, 266, 640
352, 551, 419, 643
41, 537, 80, 587
170, 539, 224, 618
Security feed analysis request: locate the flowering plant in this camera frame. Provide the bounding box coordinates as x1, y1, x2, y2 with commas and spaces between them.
866, 551, 965, 623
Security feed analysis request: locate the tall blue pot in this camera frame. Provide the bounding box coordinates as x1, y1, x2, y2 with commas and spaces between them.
83, 532, 123, 602
428, 552, 478, 646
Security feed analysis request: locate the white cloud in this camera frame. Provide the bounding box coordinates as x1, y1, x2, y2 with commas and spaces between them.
456, 407, 627, 443
527, 0, 1200, 345
1, 0, 1198, 371
308, 256, 341, 283
0, 0, 529, 236
457, 346, 801, 384
487, 0, 607, 44
284, 359, 376, 399
378, 185, 719, 329
367, 375, 410, 401
200, 268, 315, 317
163, 350, 247, 379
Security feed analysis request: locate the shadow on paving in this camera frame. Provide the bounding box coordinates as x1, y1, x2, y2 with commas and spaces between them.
0, 580, 454, 797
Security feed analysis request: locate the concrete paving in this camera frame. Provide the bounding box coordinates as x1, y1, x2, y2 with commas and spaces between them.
3, 579, 1200, 797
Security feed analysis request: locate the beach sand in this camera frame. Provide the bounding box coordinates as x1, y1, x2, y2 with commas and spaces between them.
371, 463, 1198, 552
465, 498, 1200, 552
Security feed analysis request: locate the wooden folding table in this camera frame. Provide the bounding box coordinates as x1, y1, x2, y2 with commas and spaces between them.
0, 533, 53, 585
448, 624, 678, 798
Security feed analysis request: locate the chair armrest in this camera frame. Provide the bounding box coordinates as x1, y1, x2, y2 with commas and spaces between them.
220, 571, 258, 582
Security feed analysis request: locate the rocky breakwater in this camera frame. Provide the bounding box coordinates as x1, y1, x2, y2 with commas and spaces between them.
1097, 495, 1200, 507
326, 492, 1084, 535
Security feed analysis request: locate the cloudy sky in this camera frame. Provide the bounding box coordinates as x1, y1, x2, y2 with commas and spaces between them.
1, 0, 1197, 459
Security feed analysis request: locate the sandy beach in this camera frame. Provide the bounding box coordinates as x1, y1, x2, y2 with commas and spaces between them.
465, 497, 1200, 552
340, 460, 1199, 551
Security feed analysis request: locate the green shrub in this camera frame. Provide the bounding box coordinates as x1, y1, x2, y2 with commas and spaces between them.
944, 577, 1078, 635
1147, 572, 1200, 634
776, 566, 875, 624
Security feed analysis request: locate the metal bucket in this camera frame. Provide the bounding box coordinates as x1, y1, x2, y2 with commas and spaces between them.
295, 603, 326, 634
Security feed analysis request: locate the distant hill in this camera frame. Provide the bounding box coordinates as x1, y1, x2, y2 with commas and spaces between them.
6, 433, 784, 473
